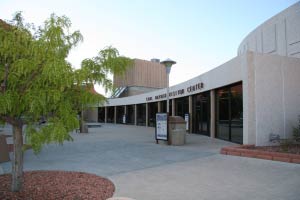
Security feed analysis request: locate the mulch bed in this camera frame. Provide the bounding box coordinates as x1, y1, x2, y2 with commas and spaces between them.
0, 171, 115, 200
252, 144, 300, 154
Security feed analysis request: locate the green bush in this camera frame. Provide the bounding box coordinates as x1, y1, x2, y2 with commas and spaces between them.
293, 122, 300, 143
278, 115, 300, 152
279, 139, 294, 152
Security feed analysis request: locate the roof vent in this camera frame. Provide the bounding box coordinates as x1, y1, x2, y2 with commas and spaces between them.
150, 58, 160, 63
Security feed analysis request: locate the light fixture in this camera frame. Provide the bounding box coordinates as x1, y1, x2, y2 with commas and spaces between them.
160, 58, 176, 114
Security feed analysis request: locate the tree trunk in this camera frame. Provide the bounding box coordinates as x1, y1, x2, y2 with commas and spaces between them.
11, 124, 24, 192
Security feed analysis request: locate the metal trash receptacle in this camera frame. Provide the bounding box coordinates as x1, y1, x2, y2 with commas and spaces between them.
168, 116, 186, 145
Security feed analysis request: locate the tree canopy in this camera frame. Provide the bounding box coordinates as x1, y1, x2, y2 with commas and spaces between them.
0, 12, 131, 153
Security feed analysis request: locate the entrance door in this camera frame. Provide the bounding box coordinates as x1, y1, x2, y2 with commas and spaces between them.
193, 92, 210, 136
216, 82, 243, 144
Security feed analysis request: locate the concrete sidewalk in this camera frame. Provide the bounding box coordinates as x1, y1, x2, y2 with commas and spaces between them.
111, 152, 300, 200
1, 124, 300, 200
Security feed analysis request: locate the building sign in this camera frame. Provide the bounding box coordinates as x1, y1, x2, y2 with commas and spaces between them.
187, 82, 204, 93
146, 82, 204, 101
156, 113, 168, 141
169, 89, 185, 97
146, 97, 153, 101
155, 93, 167, 100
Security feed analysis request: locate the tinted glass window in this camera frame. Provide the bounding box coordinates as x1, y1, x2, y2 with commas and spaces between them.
216, 83, 243, 144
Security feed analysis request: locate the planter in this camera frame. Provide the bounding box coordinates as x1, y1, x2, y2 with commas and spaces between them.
220, 145, 300, 164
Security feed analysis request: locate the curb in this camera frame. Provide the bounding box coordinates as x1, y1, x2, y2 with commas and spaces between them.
220, 145, 300, 164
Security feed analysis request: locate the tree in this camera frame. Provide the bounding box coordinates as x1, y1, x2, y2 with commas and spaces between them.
0, 13, 131, 192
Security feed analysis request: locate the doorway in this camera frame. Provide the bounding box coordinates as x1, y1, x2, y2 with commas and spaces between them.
216, 82, 243, 144
193, 92, 210, 136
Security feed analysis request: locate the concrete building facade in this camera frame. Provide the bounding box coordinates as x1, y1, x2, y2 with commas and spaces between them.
112, 59, 167, 98
238, 2, 300, 58
95, 2, 300, 146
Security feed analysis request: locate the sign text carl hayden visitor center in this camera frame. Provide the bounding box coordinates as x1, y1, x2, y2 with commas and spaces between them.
85, 2, 300, 146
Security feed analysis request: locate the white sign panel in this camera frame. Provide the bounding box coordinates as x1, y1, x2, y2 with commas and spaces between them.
122, 115, 126, 124
185, 114, 189, 131
156, 113, 168, 141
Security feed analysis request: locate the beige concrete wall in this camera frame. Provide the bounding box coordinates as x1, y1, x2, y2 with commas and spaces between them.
114, 59, 167, 89
250, 53, 300, 146
105, 56, 243, 106
238, 2, 300, 58
242, 52, 257, 145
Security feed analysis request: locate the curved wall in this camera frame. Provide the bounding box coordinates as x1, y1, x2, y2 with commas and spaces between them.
105, 2, 300, 108
238, 2, 300, 58
104, 56, 242, 107
98, 3, 300, 146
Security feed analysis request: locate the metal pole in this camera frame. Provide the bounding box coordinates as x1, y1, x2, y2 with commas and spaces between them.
161, 59, 176, 115
166, 73, 169, 114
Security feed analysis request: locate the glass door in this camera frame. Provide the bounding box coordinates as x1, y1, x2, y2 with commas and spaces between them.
216, 82, 243, 144
193, 92, 210, 136
201, 95, 209, 135
216, 88, 230, 140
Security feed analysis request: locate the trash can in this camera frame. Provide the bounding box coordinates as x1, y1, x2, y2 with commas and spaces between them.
0, 135, 10, 163
168, 116, 186, 145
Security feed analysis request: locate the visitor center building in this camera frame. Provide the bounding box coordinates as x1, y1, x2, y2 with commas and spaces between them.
92, 2, 300, 146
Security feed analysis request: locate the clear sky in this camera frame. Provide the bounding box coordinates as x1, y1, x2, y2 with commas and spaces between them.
1, 0, 299, 95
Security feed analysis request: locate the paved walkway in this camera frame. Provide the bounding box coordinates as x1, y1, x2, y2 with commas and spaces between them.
1, 124, 300, 200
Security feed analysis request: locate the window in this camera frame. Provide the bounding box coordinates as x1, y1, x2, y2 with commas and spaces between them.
216, 83, 243, 144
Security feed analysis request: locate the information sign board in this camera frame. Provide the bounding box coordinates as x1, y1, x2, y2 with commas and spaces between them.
155, 113, 168, 141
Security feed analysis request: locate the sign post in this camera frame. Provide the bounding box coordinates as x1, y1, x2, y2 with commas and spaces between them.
155, 113, 168, 143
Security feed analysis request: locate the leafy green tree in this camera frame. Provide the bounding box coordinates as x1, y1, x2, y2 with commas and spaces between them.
0, 13, 131, 192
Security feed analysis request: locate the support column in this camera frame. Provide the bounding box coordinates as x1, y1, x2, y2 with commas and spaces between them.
114, 106, 117, 124
189, 96, 193, 133
91, 107, 98, 122
124, 105, 127, 124
146, 103, 149, 127
172, 99, 175, 116
134, 104, 137, 126
104, 107, 107, 123
210, 90, 216, 138
158, 101, 161, 112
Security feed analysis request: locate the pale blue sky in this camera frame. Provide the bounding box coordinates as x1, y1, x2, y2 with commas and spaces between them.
1, 0, 298, 95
